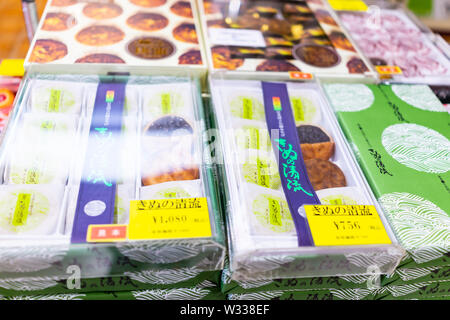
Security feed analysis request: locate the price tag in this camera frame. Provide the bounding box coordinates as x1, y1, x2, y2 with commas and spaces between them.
304, 205, 392, 246
0, 59, 24, 77
87, 224, 128, 242
128, 198, 212, 240
375, 65, 403, 75
289, 72, 314, 80
328, 0, 368, 11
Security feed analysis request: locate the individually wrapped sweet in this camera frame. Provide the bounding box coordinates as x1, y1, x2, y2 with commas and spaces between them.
141, 82, 195, 123
30, 80, 83, 115
0, 185, 65, 236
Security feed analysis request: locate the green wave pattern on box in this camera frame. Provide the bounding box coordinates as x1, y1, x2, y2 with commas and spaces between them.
227, 280, 450, 300
0, 267, 221, 297
323, 83, 450, 268
0, 280, 224, 300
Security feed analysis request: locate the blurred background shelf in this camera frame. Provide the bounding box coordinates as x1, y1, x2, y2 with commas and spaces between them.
0, 0, 47, 59
0, 0, 448, 59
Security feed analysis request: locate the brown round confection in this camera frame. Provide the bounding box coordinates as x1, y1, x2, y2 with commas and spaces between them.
170, 1, 193, 18
314, 9, 338, 26
329, 31, 356, 52
256, 59, 300, 72
172, 23, 198, 44
42, 12, 76, 31
235, 16, 292, 37
305, 159, 347, 191
347, 57, 369, 74
129, 0, 167, 8
128, 37, 175, 59
142, 167, 199, 186
51, 0, 77, 7
141, 116, 198, 186
75, 53, 125, 64
82, 3, 123, 20
126, 13, 169, 32
75, 25, 125, 46
211, 46, 244, 70
370, 57, 388, 66
144, 115, 193, 137
178, 50, 202, 65
29, 39, 68, 63
293, 44, 340, 68
203, 0, 221, 14
265, 19, 294, 37
296, 125, 335, 160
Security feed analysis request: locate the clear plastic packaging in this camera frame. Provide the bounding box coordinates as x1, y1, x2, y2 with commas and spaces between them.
336, 7, 450, 84
209, 76, 405, 281
0, 73, 225, 284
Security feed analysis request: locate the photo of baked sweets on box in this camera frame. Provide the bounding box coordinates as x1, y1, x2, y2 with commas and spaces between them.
25, 0, 206, 70
199, 0, 374, 78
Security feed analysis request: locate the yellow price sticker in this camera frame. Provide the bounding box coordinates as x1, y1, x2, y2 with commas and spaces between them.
128, 198, 212, 240
304, 205, 392, 246
289, 71, 314, 80
0, 59, 24, 77
375, 65, 403, 75
328, 0, 368, 11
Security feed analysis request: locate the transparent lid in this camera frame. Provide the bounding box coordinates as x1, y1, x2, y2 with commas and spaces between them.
336, 8, 450, 85
209, 76, 405, 281
0, 73, 225, 282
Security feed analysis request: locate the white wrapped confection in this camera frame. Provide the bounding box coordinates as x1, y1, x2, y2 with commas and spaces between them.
31, 80, 83, 115
0, 185, 64, 236
141, 82, 195, 123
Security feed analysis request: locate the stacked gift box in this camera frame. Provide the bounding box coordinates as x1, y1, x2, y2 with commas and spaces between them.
0, 0, 448, 301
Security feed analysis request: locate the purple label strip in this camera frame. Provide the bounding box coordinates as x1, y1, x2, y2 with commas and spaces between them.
71, 82, 125, 244
262, 81, 320, 246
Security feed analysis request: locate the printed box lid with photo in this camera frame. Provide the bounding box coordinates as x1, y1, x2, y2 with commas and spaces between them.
198, 0, 377, 81
24, 0, 207, 77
